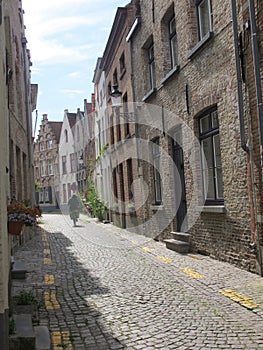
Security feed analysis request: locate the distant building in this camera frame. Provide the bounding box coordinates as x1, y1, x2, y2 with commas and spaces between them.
34, 114, 62, 212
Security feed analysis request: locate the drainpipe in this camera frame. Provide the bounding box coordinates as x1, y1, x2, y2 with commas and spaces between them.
248, 0, 263, 275
231, 1, 257, 252
231, 0, 249, 153
248, 0, 263, 164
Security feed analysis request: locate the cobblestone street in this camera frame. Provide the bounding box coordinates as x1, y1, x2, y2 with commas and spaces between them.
13, 213, 263, 350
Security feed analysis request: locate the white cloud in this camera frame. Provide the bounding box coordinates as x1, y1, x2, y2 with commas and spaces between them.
68, 71, 83, 79
61, 89, 85, 95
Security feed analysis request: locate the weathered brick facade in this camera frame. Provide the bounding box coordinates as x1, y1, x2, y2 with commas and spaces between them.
0, 0, 37, 347
99, 0, 141, 228
128, 0, 263, 274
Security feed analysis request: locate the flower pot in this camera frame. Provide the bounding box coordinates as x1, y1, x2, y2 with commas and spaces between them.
8, 221, 24, 235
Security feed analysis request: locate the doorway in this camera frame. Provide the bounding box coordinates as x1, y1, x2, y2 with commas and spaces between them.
173, 132, 187, 232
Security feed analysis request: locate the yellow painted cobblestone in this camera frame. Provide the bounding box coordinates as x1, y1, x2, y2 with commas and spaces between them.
45, 274, 55, 285
156, 255, 173, 263
180, 267, 205, 279
44, 292, 60, 310
44, 258, 52, 265
141, 246, 153, 252
51, 331, 73, 350
219, 289, 259, 310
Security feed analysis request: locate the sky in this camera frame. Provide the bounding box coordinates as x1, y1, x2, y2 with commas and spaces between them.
22, 0, 129, 137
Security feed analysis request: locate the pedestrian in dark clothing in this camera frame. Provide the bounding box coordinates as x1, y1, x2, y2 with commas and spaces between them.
68, 194, 80, 226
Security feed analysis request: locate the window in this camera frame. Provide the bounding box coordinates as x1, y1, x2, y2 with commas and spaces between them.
63, 184, 67, 203
116, 111, 121, 142
119, 53, 125, 75
64, 129, 68, 143
199, 107, 223, 204
196, 0, 212, 40
110, 114, 115, 145
40, 160, 46, 176
47, 158, 53, 175
44, 187, 50, 203
39, 141, 44, 151
152, 138, 162, 204
70, 153, 75, 172
67, 183, 71, 201
113, 69, 118, 86
77, 126, 80, 142
127, 159, 133, 201
40, 188, 44, 203
148, 44, 155, 90
123, 93, 130, 136
47, 138, 52, 149
62, 156, 67, 174
169, 16, 178, 68
113, 168, 118, 201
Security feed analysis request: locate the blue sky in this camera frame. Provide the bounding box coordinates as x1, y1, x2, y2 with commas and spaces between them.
22, 0, 129, 136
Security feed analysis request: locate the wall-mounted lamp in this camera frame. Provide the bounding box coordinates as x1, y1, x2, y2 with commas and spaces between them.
110, 84, 122, 108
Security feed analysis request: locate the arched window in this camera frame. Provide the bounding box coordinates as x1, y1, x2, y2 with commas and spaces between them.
65, 129, 68, 143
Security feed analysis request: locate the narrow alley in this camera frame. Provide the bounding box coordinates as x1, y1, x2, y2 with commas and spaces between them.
13, 214, 263, 350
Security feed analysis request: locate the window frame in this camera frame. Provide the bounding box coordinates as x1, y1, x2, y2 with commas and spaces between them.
148, 43, 155, 90
168, 16, 178, 69
196, 0, 212, 41
62, 155, 67, 175
199, 107, 224, 205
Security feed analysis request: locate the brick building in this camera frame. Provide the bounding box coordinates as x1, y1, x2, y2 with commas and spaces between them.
98, 0, 141, 228
0, 0, 37, 347
128, 0, 263, 274
34, 114, 62, 211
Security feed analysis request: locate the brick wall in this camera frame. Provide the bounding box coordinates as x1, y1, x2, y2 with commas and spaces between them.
130, 0, 261, 273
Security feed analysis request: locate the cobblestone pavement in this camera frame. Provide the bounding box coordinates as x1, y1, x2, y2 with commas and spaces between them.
13, 213, 263, 350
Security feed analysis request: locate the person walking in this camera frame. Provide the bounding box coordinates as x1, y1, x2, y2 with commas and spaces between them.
68, 194, 80, 226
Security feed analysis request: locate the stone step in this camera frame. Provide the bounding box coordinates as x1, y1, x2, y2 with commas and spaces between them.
11, 261, 27, 279
10, 316, 51, 350
34, 326, 51, 350
164, 239, 190, 254
11, 314, 35, 350
171, 231, 190, 243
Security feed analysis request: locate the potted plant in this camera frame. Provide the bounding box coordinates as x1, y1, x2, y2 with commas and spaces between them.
7, 200, 42, 235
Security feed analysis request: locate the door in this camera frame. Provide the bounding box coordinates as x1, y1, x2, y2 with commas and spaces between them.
119, 164, 126, 229
173, 140, 187, 232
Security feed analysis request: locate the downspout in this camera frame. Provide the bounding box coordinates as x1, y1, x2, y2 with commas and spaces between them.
248, 0, 263, 275
231, 1, 256, 245
127, 17, 141, 171
249, 0, 263, 164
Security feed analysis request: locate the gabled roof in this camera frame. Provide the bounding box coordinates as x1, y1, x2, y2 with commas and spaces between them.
49, 122, 63, 143
67, 113, 77, 129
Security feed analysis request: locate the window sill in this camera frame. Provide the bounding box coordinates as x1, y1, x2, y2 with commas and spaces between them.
161, 65, 180, 85
199, 205, 226, 214
188, 31, 214, 60
142, 88, 157, 102
150, 205, 164, 211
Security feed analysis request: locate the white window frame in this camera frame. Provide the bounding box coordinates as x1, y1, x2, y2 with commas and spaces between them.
196, 0, 212, 41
